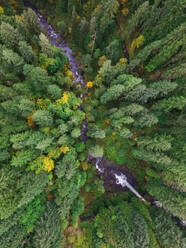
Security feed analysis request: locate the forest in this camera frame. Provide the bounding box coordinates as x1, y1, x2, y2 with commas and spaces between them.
0, 0, 185, 247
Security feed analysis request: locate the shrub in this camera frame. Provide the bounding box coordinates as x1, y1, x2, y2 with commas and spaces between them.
57, 20, 67, 34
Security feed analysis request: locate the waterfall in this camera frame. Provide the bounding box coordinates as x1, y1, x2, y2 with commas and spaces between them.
95, 158, 105, 174
115, 173, 146, 202
180, 220, 186, 227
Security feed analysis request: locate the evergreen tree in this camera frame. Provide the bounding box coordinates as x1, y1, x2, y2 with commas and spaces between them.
0, 224, 26, 248
23, 8, 40, 35
33, 110, 53, 127
23, 64, 50, 91
32, 202, 62, 248
99, 0, 119, 31
152, 96, 186, 113
88, 124, 105, 139
39, 33, 54, 58
126, 1, 149, 40
151, 207, 186, 248
18, 41, 37, 64
0, 21, 23, 48
147, 179, 186, 220
0, 166, 48, 219
2, 48, 24, 74
106, 39, 122, 64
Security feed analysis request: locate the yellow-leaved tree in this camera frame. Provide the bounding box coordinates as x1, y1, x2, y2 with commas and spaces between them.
129, 35, 144, 55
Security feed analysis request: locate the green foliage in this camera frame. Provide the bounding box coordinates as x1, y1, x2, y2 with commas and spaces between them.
18, 41, 37, 64
57, 20, 67, 34
39, 33, 54, 58
1, 1, 186, 247
150, 207, 186, 248
99, 0, 119, 31
106, 39, 122, 64
33, 110, 53, 127
55, 149, 78, 178
47, 84, 62, 99
127, 1, 149, 39
56, 0, 67, 13
23, 8, 40, 35
32, 202, 62, 248
75, 142, 85, 153
149, 80, 177, 98
11, 149, 36, 167
134, 110, 158, 128
88, 124, 105, 139
162, 162, 186, 191
147, 179, 186, 220
119, 127, 133, 138
0, 209, 21, 236
20, 194, 45, 231
143, 0, 186, 44
2, 48, 24, 73
104, 134, 127, 164
100, 73, 142, 103
0, 85, 15, 101
152, 96, 186, 113
81, 54, 93, 75
71, 127, 81, 138
146, 23, 186, 71
71, 197, 84, 225
0, 224, 26, 248
0, 135, 10, 150
0, 21, 23, 48
132, 211, 150, 248
100, 84, 127, 104
88, 145, 104, 158
133, 149, 171, 165
23, 64, 50, 91
0, 166, 48, 219
90, 202, 152, 248
18, 99, 35, 118
137, 135, 172, 152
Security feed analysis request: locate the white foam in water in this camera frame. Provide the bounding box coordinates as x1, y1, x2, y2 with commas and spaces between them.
154, 200, 163, 208
180, 220, 186, 227
38, 13, 42, 20
115, 173, 146, 202
115, 173, 127, 186
96, 158, 104, 173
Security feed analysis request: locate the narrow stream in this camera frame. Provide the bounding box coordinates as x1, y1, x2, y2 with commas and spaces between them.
24, 0, 85, 86
24, 0, 186, 227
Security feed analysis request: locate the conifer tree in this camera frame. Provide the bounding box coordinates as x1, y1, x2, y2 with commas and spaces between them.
147, 179, 186, 220
151, 207, 186, 248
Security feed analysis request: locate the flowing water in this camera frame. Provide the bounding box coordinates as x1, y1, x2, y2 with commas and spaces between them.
95, 158, 105, 174
115, 173, 146, 201
24, 0, 186, 226
24, 1, 85, 86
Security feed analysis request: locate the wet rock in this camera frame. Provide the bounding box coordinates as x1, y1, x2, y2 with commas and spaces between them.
88, 156, 136, 193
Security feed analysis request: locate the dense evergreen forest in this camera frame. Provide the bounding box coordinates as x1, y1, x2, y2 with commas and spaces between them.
0, 0, 185, 247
